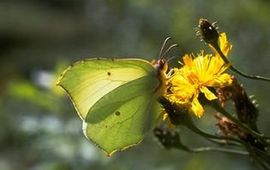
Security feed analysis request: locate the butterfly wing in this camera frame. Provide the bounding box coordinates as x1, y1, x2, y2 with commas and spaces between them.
57, 58, 156, 119
57, 58, 163, 155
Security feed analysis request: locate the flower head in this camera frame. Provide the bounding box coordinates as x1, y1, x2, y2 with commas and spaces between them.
166, 33, 233, 117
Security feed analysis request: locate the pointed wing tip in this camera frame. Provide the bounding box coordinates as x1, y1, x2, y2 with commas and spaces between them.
55, 66, 71, 87
55, 73, 66, 90
55, 58, 99, 87
55, 78, 62, 86
56, 59, 83, 86
106, 150, 117, 157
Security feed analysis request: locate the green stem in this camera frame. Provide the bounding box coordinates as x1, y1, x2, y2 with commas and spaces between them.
184, 115, 242, 145
212, 42, 270, 82
246, 144, 270, 170
206, 137, 241, 147
171, 135, 248, 155
191, 146, 248, 155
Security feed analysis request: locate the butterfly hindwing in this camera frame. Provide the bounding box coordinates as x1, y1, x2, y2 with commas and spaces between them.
83, 75, 161, 155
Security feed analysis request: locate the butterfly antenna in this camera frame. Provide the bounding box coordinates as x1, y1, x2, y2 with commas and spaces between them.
160, 44, 179, 59
159, 37, 172, 59
166, 55, 177, 63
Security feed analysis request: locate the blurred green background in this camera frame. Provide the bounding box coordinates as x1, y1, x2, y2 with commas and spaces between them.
0, 0, 270, 170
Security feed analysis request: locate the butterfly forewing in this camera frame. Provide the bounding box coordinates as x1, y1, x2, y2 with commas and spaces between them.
57, 58, 156, 120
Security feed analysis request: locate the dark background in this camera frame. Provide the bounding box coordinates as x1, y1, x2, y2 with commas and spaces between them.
0, 0, 270, 170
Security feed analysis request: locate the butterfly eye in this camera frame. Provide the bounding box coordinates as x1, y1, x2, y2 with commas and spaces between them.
197, 18, 219, 44
158, 59, 166, 70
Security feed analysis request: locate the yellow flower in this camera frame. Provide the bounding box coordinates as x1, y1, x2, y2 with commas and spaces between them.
166, 33, 233, 117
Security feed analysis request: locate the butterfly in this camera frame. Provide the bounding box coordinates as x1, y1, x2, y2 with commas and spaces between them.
56, 37, 177, 156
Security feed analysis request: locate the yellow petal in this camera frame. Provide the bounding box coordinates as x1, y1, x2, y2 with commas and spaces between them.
190, 98, 204, 118
213, 73, 233, 87
183, 54, 193, 67
219, 32, 232, 56
200, 86, 217, 101
219, 33, 227, 47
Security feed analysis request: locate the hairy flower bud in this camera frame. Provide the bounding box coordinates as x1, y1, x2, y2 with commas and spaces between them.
197, 18, 219, 45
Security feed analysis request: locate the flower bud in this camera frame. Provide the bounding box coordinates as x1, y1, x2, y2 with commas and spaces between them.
198, 18, 219, 45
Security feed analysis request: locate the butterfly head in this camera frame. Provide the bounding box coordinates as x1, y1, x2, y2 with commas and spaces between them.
152, 58, 168, 74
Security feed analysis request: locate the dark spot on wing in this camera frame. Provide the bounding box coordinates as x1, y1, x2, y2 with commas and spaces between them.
115, 111, 121, 116
107, 72, 111, 76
